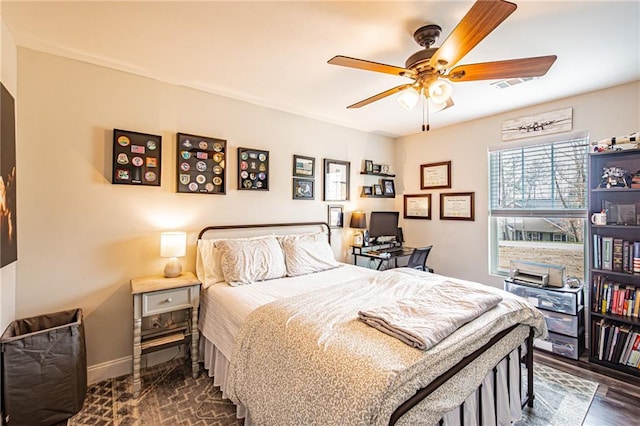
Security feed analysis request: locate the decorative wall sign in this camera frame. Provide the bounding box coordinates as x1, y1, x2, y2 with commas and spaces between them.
404, 194, 431, 220
112, 129, 162, 186
440, 192, 475, 221
176, 133, 226, 194
502, 107, 573, 141
323, 158, 350, 201
238, 147, 269, 190
420, 161, 451, 190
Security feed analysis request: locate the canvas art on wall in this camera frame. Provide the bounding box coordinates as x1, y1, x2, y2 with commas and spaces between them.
1, 83, 18, 267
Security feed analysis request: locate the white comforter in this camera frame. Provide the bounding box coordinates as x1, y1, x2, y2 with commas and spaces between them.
223, 268, 546, 425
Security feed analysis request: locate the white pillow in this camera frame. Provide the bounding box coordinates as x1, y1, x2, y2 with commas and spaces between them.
196, 239, 227, 289
217, 236, 287, 286
279, 232, 339, 277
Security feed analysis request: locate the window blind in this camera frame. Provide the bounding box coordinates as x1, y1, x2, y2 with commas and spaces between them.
489, 136, 589, 218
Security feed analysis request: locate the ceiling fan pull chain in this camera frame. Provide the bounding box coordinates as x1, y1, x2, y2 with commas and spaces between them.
422, 96, 430, 132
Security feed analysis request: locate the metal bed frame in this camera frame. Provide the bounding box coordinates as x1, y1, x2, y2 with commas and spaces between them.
197, 221, 535, 425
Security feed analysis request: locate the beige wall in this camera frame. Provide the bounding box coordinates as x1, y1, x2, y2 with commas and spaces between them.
394, 81, 640, 288
15, 48, 396, 372
1, 16, 18, 332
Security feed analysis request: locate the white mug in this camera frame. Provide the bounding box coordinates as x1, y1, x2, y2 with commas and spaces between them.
591, 213, 607, 225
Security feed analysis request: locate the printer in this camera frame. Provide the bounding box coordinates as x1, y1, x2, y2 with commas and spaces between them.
509, 260, 566, 288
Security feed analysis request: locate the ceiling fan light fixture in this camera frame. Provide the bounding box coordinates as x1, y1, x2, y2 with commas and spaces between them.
427, 79, 453, 104
397, 87, 420, 111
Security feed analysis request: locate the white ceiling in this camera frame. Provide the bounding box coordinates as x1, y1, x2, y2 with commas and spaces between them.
2, 0, 639, 138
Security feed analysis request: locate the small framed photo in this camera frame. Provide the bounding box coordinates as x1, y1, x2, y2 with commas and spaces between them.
328, 205, 344, 228
421, 161, 451, 190
372, 164, 381, 174
381, 179, 395, 197
293, 154, 315, 177
404, 194, 431, 220
292, 178, 314, 200
361, 186, 373, 196
373, 184, 383, 196
440, 192, 475, 221
364, 160, 373, 173
381, 164, 390, 174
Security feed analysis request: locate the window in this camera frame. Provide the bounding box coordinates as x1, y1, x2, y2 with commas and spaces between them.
489, 135, 589, 280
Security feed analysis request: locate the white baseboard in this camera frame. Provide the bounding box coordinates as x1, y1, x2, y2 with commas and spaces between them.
87, 346, 185, 385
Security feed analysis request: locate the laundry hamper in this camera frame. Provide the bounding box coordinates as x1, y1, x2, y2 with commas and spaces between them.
1, 308, 87, 426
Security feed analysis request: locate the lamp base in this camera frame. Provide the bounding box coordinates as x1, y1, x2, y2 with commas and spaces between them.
164, 257, 182, 278
353, 231, 364, 246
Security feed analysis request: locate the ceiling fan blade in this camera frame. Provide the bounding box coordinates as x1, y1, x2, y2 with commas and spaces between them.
429, 0, 517, 71
328, 55, 416, 78
445, 55, 557, 82
347, 84, 414, 109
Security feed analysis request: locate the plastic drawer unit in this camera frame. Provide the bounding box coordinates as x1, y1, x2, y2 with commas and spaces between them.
540, 308, 584, 338
533, 331, 585, 360
504, 279, 583, 315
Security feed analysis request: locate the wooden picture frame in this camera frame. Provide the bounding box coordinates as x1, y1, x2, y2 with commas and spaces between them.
373, 184, 383, 196
381, 179, 395, 197
323, 158, 350, 201
404, 194, 431, 219
238, 147, 269, 190
420, 161, 451, 190
328, 205, 344, 228
112, 128, 162, 186
292, 178, 314, 200
440, 192, 475, 221
176, 132, 226, 194
364, 160, 373, 173
361, 186, 373, 196
293, 154, 315, 177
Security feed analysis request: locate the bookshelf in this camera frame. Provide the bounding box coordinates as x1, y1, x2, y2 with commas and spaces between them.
588, 149, 640, 377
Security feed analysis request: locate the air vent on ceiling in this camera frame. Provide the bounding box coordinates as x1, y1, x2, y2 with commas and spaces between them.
491, 77, 535, 89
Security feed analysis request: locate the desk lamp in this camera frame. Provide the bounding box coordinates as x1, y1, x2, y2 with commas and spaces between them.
350, 211, 367, 246
160, 231, 187, 278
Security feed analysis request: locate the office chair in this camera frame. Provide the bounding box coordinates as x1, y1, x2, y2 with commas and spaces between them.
406, 246, 434, 273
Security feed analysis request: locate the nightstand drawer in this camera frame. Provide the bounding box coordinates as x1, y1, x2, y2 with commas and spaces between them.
142, 287, 192, 316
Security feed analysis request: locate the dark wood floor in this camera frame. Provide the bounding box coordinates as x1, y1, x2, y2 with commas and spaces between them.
534, 349, 640, 426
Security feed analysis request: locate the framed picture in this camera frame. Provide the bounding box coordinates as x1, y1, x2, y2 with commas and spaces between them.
440, 192, 475, 221
364, 160, 373, 173
420, 161, 451, 190
373, 184, 383, 196
372, 164, 381, 174
323, 158, 350, 201
381, 179, 395, 197
293, 154, 315, 177
238, 147, 269, 190
404, 194, 432, 219
292, 178, 314, 200
328, 205, 344, 228
112, 129, 162, 186
176, 132, 226, 194
361, 186, 373, 196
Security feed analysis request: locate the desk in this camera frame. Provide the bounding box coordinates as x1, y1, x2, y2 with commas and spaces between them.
352, 245, 414, 270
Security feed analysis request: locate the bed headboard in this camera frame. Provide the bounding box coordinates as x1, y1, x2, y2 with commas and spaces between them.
197, 221, 332, 244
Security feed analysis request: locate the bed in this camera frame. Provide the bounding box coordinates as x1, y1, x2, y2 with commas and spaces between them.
195, 222, 546, 425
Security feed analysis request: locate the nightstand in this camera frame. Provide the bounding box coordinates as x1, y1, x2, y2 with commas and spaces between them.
130, 272, 201, 397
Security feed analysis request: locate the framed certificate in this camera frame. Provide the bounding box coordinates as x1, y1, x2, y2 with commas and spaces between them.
404, 194, 431, 219
440, 192, 475, 221
420, 161, 451, 189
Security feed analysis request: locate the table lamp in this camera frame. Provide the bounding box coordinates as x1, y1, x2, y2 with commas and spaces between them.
160, 231, 187, 278
350, 211, 367, 246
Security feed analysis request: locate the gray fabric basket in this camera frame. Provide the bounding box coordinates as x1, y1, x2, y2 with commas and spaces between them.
1, 308, 87, 426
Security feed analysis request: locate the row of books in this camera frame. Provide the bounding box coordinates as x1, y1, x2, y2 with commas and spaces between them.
592, 276, 640, 317
592, 320, 640, 369
592, 235, 640, 273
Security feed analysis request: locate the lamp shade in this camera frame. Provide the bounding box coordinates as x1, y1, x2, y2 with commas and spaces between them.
349, 211, 367, 229
397, 87, 420, 111
160, 232, 187, 258
428, 79, 453, 104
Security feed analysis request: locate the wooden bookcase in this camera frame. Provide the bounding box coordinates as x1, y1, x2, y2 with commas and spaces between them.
588, 149, 640, 377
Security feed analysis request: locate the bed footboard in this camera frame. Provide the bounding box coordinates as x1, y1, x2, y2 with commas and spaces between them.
389, 325, 535, 425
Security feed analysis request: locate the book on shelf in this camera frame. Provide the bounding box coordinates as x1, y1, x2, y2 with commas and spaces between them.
602, 237, 614, 270
634, 242, 640, 274
593, 234, 602, 270
623, 240, 631, 273
613, 238, 624, 272
621, 331, 638, 365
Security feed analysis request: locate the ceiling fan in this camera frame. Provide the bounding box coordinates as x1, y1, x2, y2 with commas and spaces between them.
328, 0, 557, 130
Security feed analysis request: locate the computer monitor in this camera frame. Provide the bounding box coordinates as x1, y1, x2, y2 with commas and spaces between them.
368, 211, 400, 244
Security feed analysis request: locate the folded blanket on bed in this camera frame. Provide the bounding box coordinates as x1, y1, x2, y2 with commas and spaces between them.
358, 281, 503, 350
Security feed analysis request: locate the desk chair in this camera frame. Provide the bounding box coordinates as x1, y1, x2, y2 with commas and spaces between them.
406, 246, 434, 273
